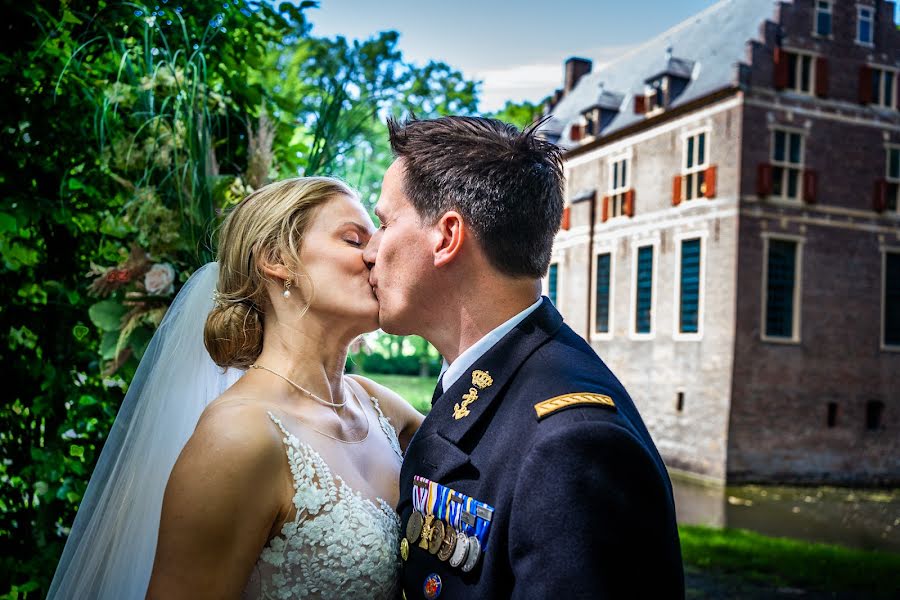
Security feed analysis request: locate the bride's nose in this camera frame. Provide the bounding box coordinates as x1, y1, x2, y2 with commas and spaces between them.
363, 232, 380, 268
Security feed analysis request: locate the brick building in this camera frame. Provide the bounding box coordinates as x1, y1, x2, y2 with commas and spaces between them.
539, 0, 900, 484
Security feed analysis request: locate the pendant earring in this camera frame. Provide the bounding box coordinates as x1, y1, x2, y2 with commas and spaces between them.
283, 279, 292, 299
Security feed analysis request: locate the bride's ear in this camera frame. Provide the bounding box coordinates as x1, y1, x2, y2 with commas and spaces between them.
256, 249, 293, 283
433, 211, 464, 268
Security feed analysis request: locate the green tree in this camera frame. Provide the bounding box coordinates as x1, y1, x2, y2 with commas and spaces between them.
487, 98, 546, 130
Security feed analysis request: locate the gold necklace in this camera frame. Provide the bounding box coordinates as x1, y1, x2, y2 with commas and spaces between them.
254, 367, 371, 444
250, 364, 347, 408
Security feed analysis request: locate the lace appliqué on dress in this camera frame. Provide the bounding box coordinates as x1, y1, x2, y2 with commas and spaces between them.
241, 406, 402, 600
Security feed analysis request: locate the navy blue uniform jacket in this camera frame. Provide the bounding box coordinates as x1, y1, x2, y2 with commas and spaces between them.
397, 298, 685, 599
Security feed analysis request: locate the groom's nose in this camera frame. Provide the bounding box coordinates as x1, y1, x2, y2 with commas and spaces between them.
363, 231, 380, 270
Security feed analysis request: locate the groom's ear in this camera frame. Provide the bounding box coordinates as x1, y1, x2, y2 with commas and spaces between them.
433, 211, 464, 268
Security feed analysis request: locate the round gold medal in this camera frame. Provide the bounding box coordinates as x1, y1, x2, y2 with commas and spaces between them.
405, 511, 423, 543
461, 535, 481, 572
428, 519, 445, 554
400, 537, 409, 561
449, 532, 469, 567
437, 526, 456, 561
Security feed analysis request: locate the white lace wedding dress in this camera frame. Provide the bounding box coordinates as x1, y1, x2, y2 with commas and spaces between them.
241, 394, 403, 600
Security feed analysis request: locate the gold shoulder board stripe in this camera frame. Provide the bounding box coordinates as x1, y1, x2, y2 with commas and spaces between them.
534, 393, 616, 420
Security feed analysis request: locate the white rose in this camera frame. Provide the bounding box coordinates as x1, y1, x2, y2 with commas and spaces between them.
144, 263, 175, 296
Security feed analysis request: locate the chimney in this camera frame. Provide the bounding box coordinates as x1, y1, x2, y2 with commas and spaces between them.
564, 57, 592, 95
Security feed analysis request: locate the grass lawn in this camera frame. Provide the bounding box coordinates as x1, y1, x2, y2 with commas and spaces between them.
358, 371, 436, 414
680, 524, 900, 596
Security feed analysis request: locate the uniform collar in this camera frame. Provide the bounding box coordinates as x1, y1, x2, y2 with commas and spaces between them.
424, 297, 564, 450
438, 297, 543, 393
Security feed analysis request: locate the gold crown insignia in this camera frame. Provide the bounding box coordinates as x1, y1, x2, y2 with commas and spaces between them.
471, 370, 493, 389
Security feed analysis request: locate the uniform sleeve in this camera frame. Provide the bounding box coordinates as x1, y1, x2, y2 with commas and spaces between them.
507, 419, 683, 599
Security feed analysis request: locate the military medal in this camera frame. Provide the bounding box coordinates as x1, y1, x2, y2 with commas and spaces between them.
423, 573, 442, 600
428, 519, 445, 554
405, 512, 423, 544
419, 479, 440, 550
437, 526, 456, 561
461, 535, 481, 573
449, 531, 470, 567
419, 514, 436, 550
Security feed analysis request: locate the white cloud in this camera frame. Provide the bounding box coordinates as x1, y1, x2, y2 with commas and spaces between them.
471, 44, 638, 113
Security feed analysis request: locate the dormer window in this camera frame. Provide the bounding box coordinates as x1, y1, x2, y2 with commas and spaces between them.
857, 6, 874, 46
646, 78, 668, 112
582, 107, 600, 137
815, 1, 832, 37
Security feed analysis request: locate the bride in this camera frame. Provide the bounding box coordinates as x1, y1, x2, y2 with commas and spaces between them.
48, 177, 424, 599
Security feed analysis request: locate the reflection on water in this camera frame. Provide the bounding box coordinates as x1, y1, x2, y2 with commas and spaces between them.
671, 471, 900, 553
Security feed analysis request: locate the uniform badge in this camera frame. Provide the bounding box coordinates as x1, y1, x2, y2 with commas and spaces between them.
533, 392, 616, 419
400, 536, 409, 561
423, 573, 442, 599
453, 369, 493, 420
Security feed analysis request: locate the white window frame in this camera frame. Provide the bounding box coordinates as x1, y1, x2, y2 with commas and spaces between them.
813, 1, 833, 38
884, 143, 900, 213
590, 246, 616, 342
681, 127, 710, 201
881, 246, 900, 352
607, 150, 632, 219
630, 237, 660, 341
856, 5, 875, 46
785, 49, 817, 95
673, 231, 708, 342
770, 127, 805, 202
869, 65, 898, 109
760, 232, 805, 344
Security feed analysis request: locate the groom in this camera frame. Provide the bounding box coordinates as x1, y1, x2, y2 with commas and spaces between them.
363, 116, 684, 599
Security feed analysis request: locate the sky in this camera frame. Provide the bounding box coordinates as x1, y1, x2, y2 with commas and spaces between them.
306, 0, 725, 112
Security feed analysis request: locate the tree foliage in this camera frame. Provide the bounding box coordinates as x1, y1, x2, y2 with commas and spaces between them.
0, 2, 476, 597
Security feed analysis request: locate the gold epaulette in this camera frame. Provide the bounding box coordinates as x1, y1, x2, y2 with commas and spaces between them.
534, 393, 616, 420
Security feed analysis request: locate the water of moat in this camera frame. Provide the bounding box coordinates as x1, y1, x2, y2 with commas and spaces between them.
671, 473, 900, 554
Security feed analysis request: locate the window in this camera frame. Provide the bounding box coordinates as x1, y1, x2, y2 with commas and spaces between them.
870, 68, 896, 109
764, 238, 801, 341
857, 6, 874, 45
676, 392, 685, 413
884, 252, 900, 348
827, 402, 838, 428
866, 400, 884, 430
646, 78, 668, 112
679, 239, 702, 334
815, 1, 832, 36
608, 156, 631, 218
885, 147, 900, 212
583, 108, 600, 137
683, 131, 708, 201
787, 52, 815, 94
634, 245, 654, 335
771, 129, 804, 201
594, 253, 612, 335
548, 263, 559, 305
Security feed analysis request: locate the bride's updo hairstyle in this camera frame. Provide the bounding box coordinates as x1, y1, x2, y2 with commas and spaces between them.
204, 177, 357, 369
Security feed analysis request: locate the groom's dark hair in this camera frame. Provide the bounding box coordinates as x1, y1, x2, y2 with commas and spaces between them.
387, 116, 564, 279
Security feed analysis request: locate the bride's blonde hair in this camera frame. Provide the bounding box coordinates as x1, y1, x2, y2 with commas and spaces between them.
204, 177, 358, 369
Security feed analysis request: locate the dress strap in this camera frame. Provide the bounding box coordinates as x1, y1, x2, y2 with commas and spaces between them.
346, 377, 403, 459
266, 410, 293, 441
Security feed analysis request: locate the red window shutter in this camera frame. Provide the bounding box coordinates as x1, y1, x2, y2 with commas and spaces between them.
625, 189, 635, 217
874, 179, 888, 212
803, 170, 817, 204
672, 175, 683, 206
570, 123, 583, 141
757, 163, 773, 197
634, 95, 646, 114
859, 66, 872, 104
704, 165, 718, 199
773, 47, 789, 90
815, 57, 829, 98
601, 195, 610, 222
560, 206, 571, 230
